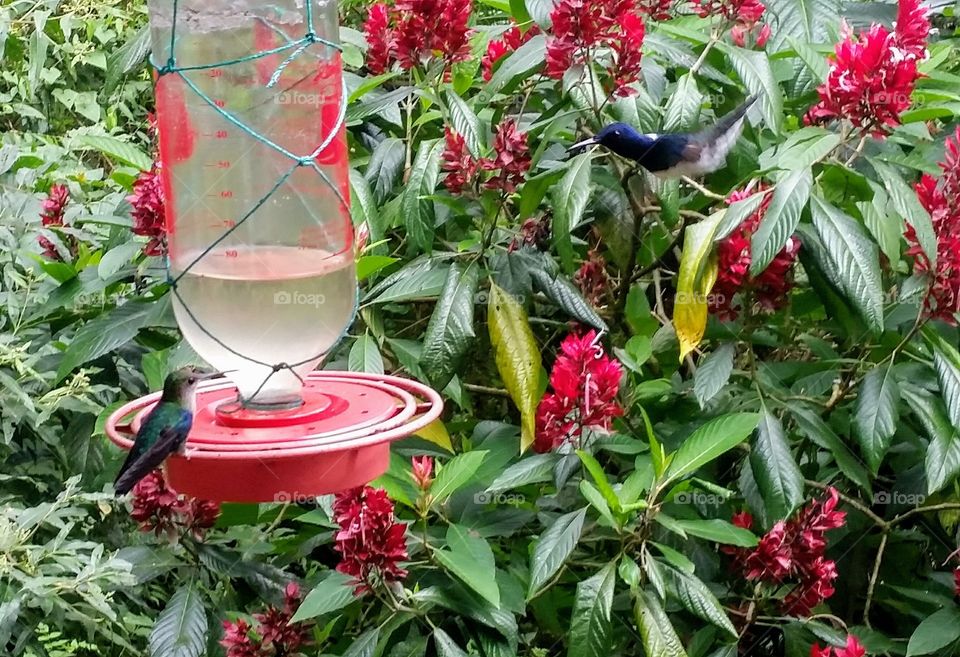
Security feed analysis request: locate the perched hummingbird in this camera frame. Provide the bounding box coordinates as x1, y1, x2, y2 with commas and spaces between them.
568, 94, 759, 178
113, 367, 214, 495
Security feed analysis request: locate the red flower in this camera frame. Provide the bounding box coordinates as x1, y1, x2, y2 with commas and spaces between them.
732, 511, 754, 529
710, 185, 799, 319
441, 127, 481, 194
364, 4, 394, 74
534, 330, 623, 452
128, 163, 167, 256
574, 250, 610, 306
637, 0, 673, 21
333, 486, 409, 594
130, 470, 220, 541
220, 619, 261, 657
727, 489, 846, 616
906, 126, 960, 323
363, 0, 473, 75
411, 455, 434, 490
805, 0, 929, 136
811, 635, 867, 657
545, 0, 646, 96
38, 183, 72, 260
692, 0, 768, 46
221, 583, 310, 657
509, 216, 552, 252
482, 24, 541, 81
483, 119, 532, 193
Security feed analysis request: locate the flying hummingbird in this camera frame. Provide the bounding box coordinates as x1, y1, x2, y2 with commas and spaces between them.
113, 367, 215, 495
568, 94, 759, 178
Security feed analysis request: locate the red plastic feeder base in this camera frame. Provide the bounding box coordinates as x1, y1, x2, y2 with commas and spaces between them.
105, 372, 443, 502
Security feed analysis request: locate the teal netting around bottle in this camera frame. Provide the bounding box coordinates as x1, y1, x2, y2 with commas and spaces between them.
153, 0, 354, 404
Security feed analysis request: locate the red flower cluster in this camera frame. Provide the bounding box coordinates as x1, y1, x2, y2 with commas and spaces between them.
441, 119, 532, 194
574, 250, 610, 306
38, 183, 73, 261
411, 455, 434, 490
220, 583, 310, 657
534, 330, 623, 453
130, 470, 220, 541
482, 24, 541, 81
637, 0, 673, 21
906, 126, 960, 324
810, 635, 867, 657
544, 0, 646, 97
128, 163, 166, 256
726, 489, 846, 616
333, 486, 409, 594
710, 185, 799, 320
805, 0, 929, 136
509, 216, 552, 252
363, 0, 473, 75
691, 0, 769, 48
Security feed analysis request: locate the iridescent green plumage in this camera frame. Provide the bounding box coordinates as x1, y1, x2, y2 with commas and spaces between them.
113, 367, 206, 495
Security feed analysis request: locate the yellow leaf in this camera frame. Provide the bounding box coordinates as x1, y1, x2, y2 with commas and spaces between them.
415, 418, 454, 452
674, 211, 725, 362
488, 282, 542, 452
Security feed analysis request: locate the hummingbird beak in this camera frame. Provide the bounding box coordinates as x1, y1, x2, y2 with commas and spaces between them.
199, 370, 234, 380
568, 136, 599, 152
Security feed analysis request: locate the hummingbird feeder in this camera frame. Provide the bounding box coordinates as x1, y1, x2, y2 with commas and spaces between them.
105, 0, 443, 502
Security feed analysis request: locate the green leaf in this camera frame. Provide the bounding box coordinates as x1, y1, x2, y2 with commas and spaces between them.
750, 167, 811, 276
365, 258, 450, 304
663, 73, 702, 133
446, 91, 484, 157
810, 195, 884, 332
488, 282, 542, 451
567, 562, 616, 657
662, 562, 738, 639
106, 25, 151, 92
434, 524, 501, 607
350, 169, 382, 241
675, 210, 724, 361
694, 343, 736, 409
148, 584, 207, 657
432, 451, 489, 503
365, 137, 405, 204
349, 334, 384, 375
486, 453, 559, 493
74, 134, 152, 171
791, 407, 872, 493
925, 330, 960, 430
291, 571, 355, 622
434, 629, 470, 657
342, 629, 380, 657
483, 34, 547, 99
763, 0, 840, 52
714, 192, 767, 241
420, 263, 480, 389
528, 507, 587, 598
56, 300, 163, 382
750, 410, 804, 521
872, 159, 936, 270
530, 269, 607, 331
672, 518, 758, 547
854, 364, 900, 472
906, 607, 960, 656
663, 413, 761, 485
715, 44, 783, 132
403, 139, 444, 254
552, 153, 593, 271
635, 590, 688, 657
579, 480, 618, 527
577, 450, 620, 514
903, 386, 960, 495
758, 127, 839, 173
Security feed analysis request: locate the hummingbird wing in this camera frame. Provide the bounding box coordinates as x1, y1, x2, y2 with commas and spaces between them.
114, 420, 191, 495
673, 95, 759, 176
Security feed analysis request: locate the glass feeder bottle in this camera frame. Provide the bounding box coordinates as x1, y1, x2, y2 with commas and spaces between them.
146, 0, 356, 408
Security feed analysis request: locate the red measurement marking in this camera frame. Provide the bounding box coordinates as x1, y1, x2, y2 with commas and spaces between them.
214, 130, 228, 139
224, 249, 238, 258
203, 160, 231, 169
219, 190, 233, 199
209, 69, 223, 78
209, 220, 237, 228
214, 99, 226, 108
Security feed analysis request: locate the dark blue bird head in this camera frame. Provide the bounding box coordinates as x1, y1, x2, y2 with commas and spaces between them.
569, 123, 655, 159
